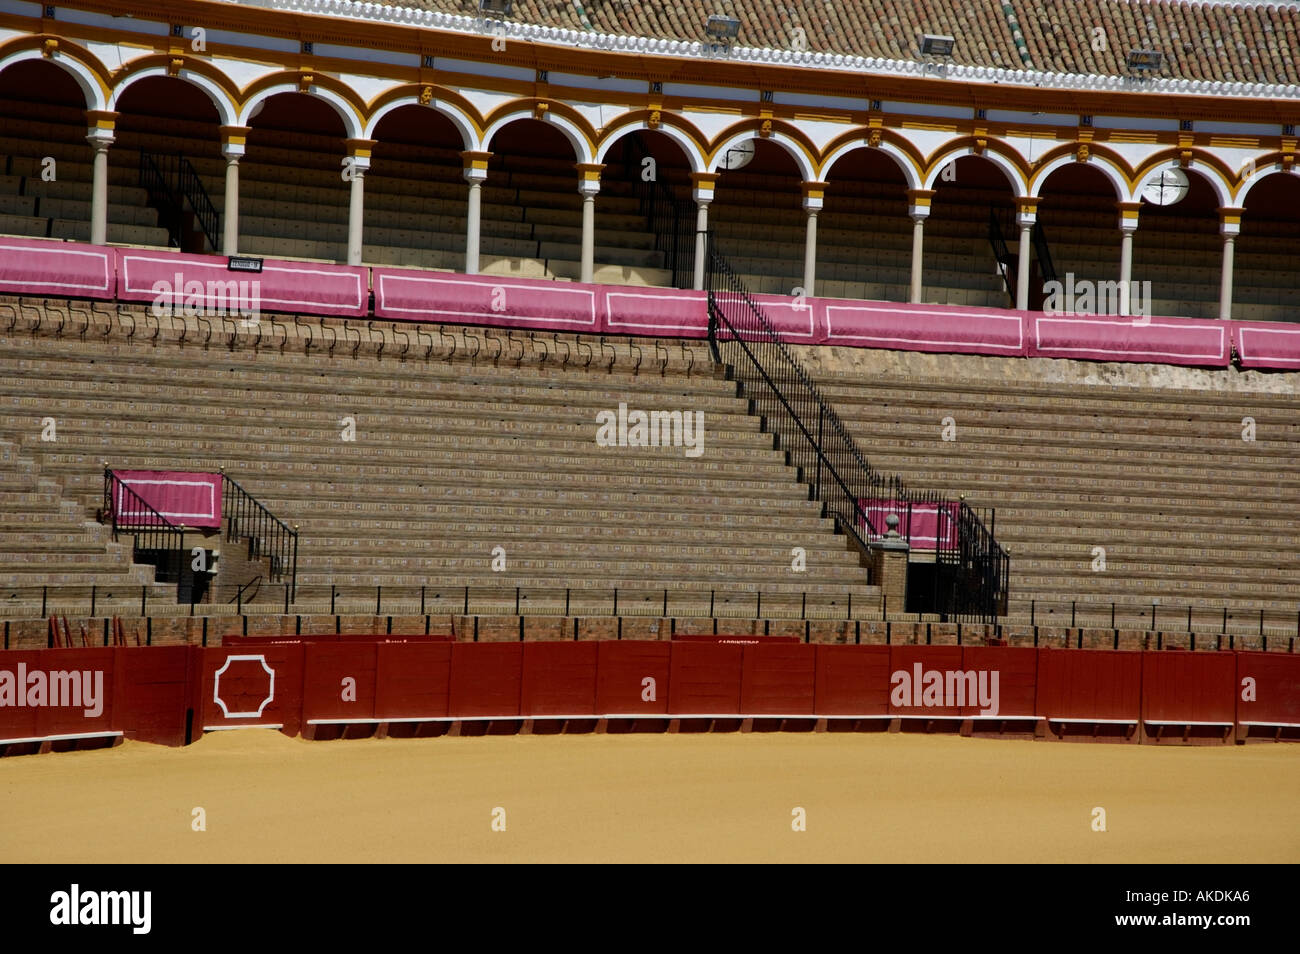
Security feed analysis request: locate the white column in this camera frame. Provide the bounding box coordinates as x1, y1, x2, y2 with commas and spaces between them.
1219, 211, 1241, 320
690, 172, 718, 291
576, 167, 602, 284
344, 141, 374, 268
464, 178, 483, 274
86, 132, 114, 246
219, 127, 248, 256
800, 182, 825, 298
906, 190, 933, 305
909, 214, 927, 303
460, 151, 490, 275
1015, 206, 1036, 311
693, 200, 710, 291
1116, 202, 1140, 317
222, 154, 240, 255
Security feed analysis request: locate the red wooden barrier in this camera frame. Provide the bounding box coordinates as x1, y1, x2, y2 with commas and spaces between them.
668, 641, 743, 715
199, 645, 304, 737
1235, 652, 1300, 740
1036, 648, 1142, 740
888, 646, 964, 718
961, 646, 1038, 718
374, 642, 452, 720
1142, 651, 1237, 742
113, 645, 192, 746
739, 643, 816, 715
595, 641, 670, 715
813, 645, 890, 715
521, 642, 598, 716
302, 643, 377, 723
448, 643, 522, 718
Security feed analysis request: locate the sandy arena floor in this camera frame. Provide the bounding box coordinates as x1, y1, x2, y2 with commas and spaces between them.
2, 730, 1297, 863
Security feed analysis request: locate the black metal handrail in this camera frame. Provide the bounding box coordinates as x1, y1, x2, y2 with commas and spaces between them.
103, 467, 185, 592
221, 473, 298, 600
988, 207, 1015, 305
138, 151, 221, 253
1032, 220, 1057, 283
178, 155, 221, 253
705, 232, 1009, 622
624, 134, 696, 288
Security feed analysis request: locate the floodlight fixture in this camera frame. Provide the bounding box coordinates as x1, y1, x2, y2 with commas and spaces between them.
1127, 49, 1163, 71
920, 34, 956, 57
706, 15, 741, 40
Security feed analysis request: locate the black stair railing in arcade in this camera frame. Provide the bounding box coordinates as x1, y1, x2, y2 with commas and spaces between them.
703, 232, 1009, 622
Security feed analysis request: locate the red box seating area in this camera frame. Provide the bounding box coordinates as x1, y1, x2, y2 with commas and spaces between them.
2, 639, 1297, 753
2, 236, 1298, 369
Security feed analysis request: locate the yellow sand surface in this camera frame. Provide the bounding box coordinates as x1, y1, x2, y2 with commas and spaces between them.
1, 731, 1296, 863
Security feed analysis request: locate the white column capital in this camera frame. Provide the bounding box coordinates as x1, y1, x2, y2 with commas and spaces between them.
1218, 207, 1244, 237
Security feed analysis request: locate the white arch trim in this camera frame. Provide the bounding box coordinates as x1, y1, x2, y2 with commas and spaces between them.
1028, 152, 1127, 201
363, 94, 477, 151
922, 143, 1028, 195
0, 48, 106, 112
110, 67, 236, 127
819, 138, 920, 191
1232, 164, 1300, 205
237, 82, 362, 140
594, 119, 707, 175
480, 108, 594, 164
709, 128, 815, 182
1137, 155, 1231, 207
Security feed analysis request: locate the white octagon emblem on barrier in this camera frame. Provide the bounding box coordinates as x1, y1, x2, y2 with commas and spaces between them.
213, 654, 276, 718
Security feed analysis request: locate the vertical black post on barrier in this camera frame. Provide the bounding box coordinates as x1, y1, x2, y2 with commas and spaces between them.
1152, 603, 1157, 631
464, 586, 469, 616
376, 586, 382, 616
41, 586, 47, 618
1071, 600, 1076, 628
664, 588, 668, 619
141, 585, 147, 616
801, 592, 807, 620
710, 589, 715, 617
1030, 600, 1035, 627
330, 585, 336, 615
91, 585, 96, 617
1187, 605, 1192, 634
515, 586, 520, 615
1259, 609, 1265, 636
1111, 602, 1116, 630
284, 583, 290, 614
847, 591, 851, 621
613, 588, 618, 616
1223, 605, 1228, 634
565, 588, 570, 617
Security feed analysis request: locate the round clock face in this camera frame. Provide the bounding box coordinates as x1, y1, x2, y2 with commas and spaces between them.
719, 139, 756, 170
1141, 167, 1190, 206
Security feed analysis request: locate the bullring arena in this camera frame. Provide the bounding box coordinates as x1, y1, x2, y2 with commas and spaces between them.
0, 0, 1298, 871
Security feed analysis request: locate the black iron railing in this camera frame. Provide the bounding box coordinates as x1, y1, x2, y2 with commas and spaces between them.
988, 207, 1015, 305
138, 151, 221, 253
705, 234, 1009, 622
222, 473, 298, 599
1032, 220, 1057, 284
103, 467, 185, 593
624, 134, 696, 288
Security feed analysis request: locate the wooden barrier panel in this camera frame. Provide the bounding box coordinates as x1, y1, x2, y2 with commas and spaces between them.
740, 643, 816, 715
595, 641, 670, 715
199, 645, 304, 736
374, 643, 452, 720
961, 646, 1038, 717
888, 646, 964, 717
448, 643, 522, 718
1036, 648, 1142, 723
113, 645, 192, 746
1235, 652, 1300, 738
302, 643, 378, 723
668, 641, 743, 715
813, 645, 890, 715
521, 642, 598, 716
1142, 651, 1236, 727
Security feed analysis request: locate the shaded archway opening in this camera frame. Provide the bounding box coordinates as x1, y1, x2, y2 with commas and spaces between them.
1034, 163, 1122, 299
710, 138, 803, 295
1133, 170, 1220, 319
476, 118, 590, 281
599, 128, 696, 286
241, 92, 349, 263
928, 155, 1017, 308
112, 77, 222, 252
364, 105, 474, 268
1238, 172, 1300, 321
0, 61, 97, 242
820, 147, 910, 302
